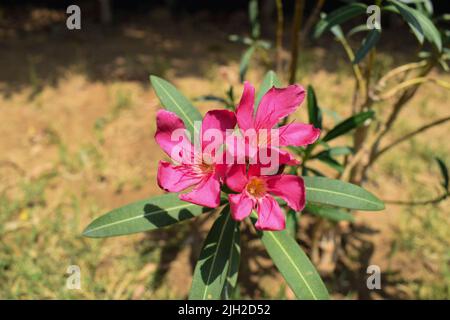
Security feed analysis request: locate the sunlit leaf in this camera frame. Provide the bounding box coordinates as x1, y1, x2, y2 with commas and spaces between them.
255, 70, 282, 108
323, 111, 374, 142
304, 176, 385, 211
150, 75, 202, 139
256, 218, 329, 300
83, 193, 211, 238
305, 203, 355, 222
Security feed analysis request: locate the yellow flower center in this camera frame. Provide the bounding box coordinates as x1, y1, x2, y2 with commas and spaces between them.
246, 177, 267, 198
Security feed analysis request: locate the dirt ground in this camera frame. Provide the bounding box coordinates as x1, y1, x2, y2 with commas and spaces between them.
0, 7, 449, 299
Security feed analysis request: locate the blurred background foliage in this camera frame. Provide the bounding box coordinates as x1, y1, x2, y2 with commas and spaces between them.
0, 0, 449, 299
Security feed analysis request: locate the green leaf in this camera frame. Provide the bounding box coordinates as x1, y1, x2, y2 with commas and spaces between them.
286, 209, 299, 238
314, 3, 367, 39
150, 75, 202, 139
189, 206, 240, 300
307, 85, 322, 129
347, 24, 370, 38
304, 176, 385, 211
323, 110, 374, 142
83, 193, 210, 238
255, 70, 282, 109
388, 0, 442, 51
353, 28, 381, 64
305, 203, 355, 222
313, 146, 354, 158
258, 223, 329, 300
249, 0, 260, 39
436, 157, 449, 190
239, 46, 255, 83
314, 154, 344, 173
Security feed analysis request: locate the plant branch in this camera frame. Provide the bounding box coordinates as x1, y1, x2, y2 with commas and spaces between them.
289, 0, 305, 84
299, 0, 325, 45
370, 115, 450, 164
275, 0, 284, 74
382, 193, 448, 206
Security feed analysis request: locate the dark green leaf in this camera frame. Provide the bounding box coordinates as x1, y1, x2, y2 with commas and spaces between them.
388, 0, 442, 51
83, 193, 210, 238
189, 206, 240, 300
255, 70, 282, 109
314, 154, 344, 173
307, 85, 322, 129
313, 146, 354, 158
305, 203, 355, 222
323, 111, 374, 142
150, 75, 202, 139
314, 3, 368, 39
436, 157, 449, 190
304, 176, 385, 211
353, 28, 381, 64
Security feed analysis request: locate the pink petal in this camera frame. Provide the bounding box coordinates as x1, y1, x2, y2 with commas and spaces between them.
278, 123, 320, 146
265, 174, 305, 212
157, 161, 202, 192
277, 148, 301, 166
179, 174, 221, 208
255, 195, 285, 231
201, 109, 236, 152
254, 85, 305, 129
225, 164, 248, 192
235, 82, 256, 131
229, 193, 254, 221
155, 110, 193, 163
249, 148, 298, 176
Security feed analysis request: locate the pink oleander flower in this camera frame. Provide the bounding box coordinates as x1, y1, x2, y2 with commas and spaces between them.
232, 81, 321, 165
226, 164, 305, 231
155, 109, 236, 208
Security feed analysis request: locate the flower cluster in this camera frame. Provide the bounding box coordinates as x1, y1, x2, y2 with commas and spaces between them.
155, 82, 320, 230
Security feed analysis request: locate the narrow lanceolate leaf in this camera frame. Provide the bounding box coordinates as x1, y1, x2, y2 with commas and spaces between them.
305, 203, 355, 222
83, 193, 210, 238
189, 206, 240, 300
255, 70, 282, 108
353, 28, 381, 64
286, 209, 299, 238
239, 46, 255, 83
314, 3, 367, 39
307, 85, 322, 129
435, 157, 449, 190
259, 226, 329, 300
388, 0, 442, 51
322, 110, 374, 142
304, 176, 385, 211
313, 146, 353, 159
314, 154, 344, 173
150, 75, 202, 138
